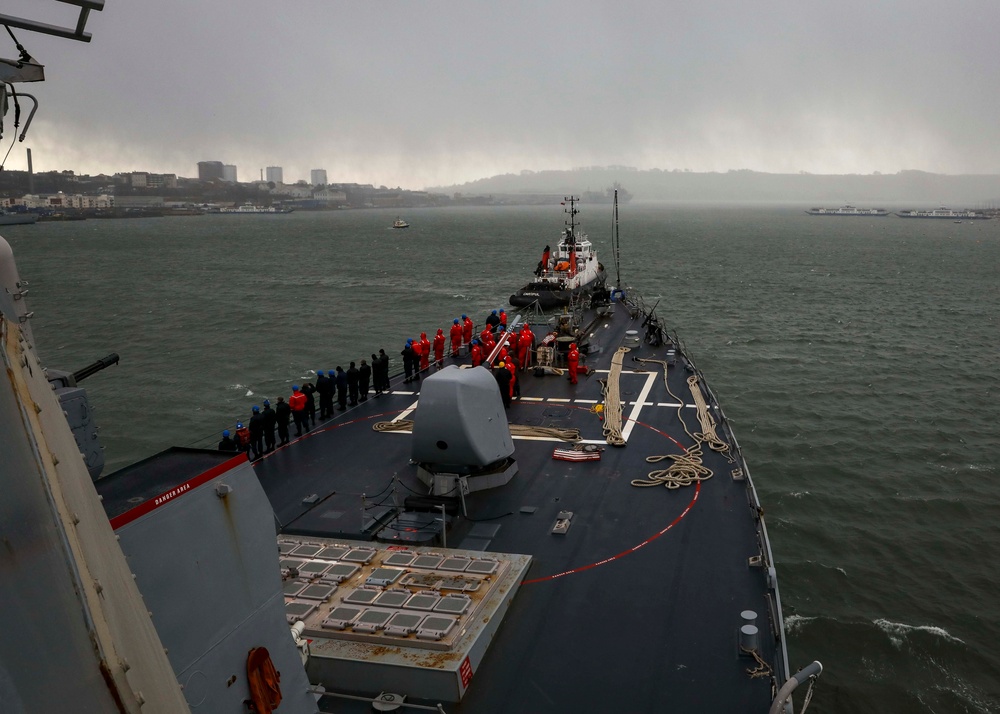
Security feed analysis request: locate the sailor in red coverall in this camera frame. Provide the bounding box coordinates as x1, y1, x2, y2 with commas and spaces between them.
506, 358, 519, 399
450, 319, 463, 357
470, 340, 483, 367
462, 314, 474, 346
418, 332, 431, 373
567, 344, 580, 385
499, 309, 507, 329
433, 329, 445, 367
518, 324, 534, 370
480, 327, 495, 353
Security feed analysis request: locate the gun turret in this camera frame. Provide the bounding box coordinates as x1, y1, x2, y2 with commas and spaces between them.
73, 352, 119, 384
46, 353, 119, 481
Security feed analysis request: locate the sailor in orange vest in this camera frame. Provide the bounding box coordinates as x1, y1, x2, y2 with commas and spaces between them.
418, 332, 432, 373
470, 339, 483, 367
235, 421, 252, 456
449, 319, 463, 357
433, 328, 445, 367
518, 323, 534, 370
462, 314, 474, 346
289, 385, 309, 437
567, 344, 580, 385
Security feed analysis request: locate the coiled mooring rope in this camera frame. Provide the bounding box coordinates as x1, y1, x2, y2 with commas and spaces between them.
601, 347, 629, 447
629, 358, 731, 489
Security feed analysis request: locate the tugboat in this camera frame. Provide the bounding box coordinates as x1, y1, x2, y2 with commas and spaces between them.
392, 216, 410, 229
509, 196, 606, 309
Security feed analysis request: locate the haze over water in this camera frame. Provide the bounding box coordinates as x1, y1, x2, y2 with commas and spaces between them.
6, 204, 999, 712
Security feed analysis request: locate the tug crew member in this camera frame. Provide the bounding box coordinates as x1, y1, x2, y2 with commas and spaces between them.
289, 386, 308, 437
450, 319, 463, 357
433, 329, 446, 367
218, 429, 239, 452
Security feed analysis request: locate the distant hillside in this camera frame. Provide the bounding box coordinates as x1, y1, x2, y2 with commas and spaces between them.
430, 169, 1000, 206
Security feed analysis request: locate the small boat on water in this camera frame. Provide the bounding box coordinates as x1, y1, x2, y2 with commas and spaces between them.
509, 196, 606, 310
392, 217, 409, 229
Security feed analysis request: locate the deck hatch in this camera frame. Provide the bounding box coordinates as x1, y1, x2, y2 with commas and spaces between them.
366, 567, 404, 586
321, 563, 360, 583
323, 605, 364, 629
411, 555, 444, 569
352, 608, 394, 633
297, 560, 333, 576
284, 600, 317, 623
343, 547, 377, 563
316, 545, 350, 560
383, 552, 417, 567
290, 543, 324, 557
434, 593, 472, 615
416, 615, 457, 640
343, 587, 380, 605
373, 589, 410, 607
403, 592, 441, 611
385, 612, 425, 636
299, 583, 338, 601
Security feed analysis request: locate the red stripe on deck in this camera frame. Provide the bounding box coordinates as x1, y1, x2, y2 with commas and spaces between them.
109, 453, 248, 530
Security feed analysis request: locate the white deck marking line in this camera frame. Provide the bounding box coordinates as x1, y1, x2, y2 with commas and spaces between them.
574, 399, 599, 404
520, 396, 544, 401
389, 390, 416, 396
620, 371, 659, 443
547, 398, 572, 403
392, 399, 421, 422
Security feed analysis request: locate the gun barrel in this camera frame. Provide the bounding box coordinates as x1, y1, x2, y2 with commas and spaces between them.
72, 352, 120, 383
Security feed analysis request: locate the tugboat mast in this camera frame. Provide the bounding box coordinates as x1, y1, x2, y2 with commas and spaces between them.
563, 195, 579, 237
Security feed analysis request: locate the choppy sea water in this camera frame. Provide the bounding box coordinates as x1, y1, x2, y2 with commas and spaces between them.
7, 204, 1000, 713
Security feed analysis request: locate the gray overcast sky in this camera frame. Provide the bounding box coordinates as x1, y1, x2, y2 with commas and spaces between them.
4, 0, 999, 188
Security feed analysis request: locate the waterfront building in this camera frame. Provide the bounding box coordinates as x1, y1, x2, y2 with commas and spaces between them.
266, 166, 283, 184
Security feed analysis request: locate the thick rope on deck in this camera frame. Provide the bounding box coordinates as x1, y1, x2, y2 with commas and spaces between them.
630, 358, 726, 489
373, 419, 581, 442
601, 347, 630, 447
686, 374, 731, 457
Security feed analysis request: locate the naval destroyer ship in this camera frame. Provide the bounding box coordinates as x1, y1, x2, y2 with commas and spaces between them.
1, 5, 822, 713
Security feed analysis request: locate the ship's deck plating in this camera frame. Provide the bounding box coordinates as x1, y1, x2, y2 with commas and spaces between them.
244, 297, 788, 713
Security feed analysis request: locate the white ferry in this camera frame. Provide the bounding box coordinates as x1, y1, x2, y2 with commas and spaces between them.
805, 206, 889, 216
895, 207, 990, 219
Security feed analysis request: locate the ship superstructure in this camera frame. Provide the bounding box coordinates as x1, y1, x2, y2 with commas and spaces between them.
806, 205, 889, 216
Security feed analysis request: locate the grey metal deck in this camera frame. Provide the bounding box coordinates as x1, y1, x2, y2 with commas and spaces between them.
247, 296, 788, 712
